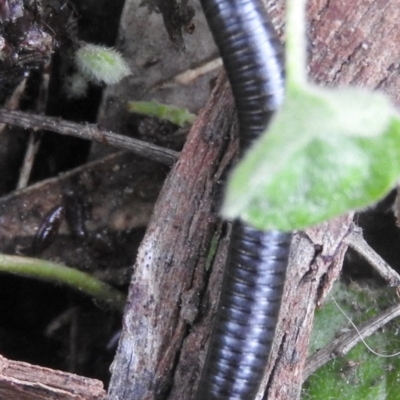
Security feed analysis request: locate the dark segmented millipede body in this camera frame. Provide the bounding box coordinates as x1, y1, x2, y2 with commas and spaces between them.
197, 0, 292, 399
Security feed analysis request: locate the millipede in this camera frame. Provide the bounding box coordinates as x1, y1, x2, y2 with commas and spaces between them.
196, 0, 292, 398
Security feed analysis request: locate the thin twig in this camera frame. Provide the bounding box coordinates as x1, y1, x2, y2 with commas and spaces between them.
0, 109, 179, 166
0, 77, 28, 135
17, 132, 41, 189
154, 58, 223, 89
345, 224, 400, 286
17, 66, 51, 189
304, 301, 400, 380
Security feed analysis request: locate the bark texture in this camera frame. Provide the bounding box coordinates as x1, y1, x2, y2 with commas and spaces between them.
0, 355, 105, 400
108, 73, 237, 400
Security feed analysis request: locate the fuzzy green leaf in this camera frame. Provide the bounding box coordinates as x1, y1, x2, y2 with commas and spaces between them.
222, 85, 400, 231
75, 43, 131, 85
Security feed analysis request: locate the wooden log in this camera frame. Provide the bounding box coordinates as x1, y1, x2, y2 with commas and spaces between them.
108, 73, 238, 400
0, 354, 105, 400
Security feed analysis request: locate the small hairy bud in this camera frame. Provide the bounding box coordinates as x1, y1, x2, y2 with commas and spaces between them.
75, 43, 131, 85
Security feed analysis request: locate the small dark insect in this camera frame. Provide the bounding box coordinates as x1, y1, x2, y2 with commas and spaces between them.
31, 188, 89, 254
196, 0, 292, 399
32, 205, 64, 254
31, 186, 118, 258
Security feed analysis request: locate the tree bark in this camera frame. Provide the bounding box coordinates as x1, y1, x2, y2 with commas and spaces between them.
108, 73, 238, 400
108, 0, 400, 399
0, 355, 105, 400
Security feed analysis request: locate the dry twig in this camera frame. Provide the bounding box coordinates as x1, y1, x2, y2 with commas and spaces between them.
345, 224, 400, 287
304, 301, 400, 380
0, 109, 179, 166
155, 58, 223, 89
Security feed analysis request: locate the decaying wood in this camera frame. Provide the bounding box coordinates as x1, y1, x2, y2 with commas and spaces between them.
0, 354, 105, 400
108, 73, 238, 400
108, 1, 400, 399
308, 0, 400, 107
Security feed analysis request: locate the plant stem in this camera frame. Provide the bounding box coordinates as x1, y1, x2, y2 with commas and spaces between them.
285, 0, 308, 88
0, 254, 126, 312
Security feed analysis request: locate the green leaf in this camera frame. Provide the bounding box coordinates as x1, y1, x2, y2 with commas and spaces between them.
75, 43, 131, 85
127, 100, 196, 127
222, 0, 400, 231
303, 282, 400, 400
223, 85, 400, 231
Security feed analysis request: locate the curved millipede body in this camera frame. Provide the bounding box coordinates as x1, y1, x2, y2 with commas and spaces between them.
200, 0, 285, 151
197, 0, 292, 399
